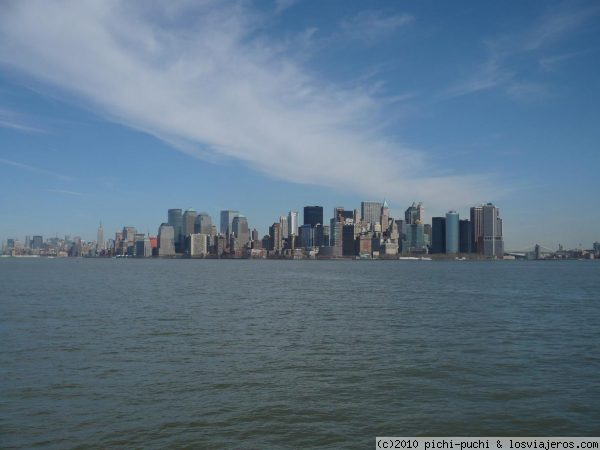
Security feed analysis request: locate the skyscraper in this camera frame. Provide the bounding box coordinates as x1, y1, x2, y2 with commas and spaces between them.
329, 218, 343, 257
482, 203, 504, 258
299, 224, 314, 248
361, 201, 382, 228
194, 212, 213, 235
303, 206, 323, 227
158, 223, 175, 256
190, 234, 208, 257
470, 205, 484, 254
459, 219, 472, 253
269, 222, 282, 253
32, 235, 43, 250
182, 208, 197, 239
445, 211, 459, 254
381, 200, 390, 232
134, 233, 151, 257
288, 211, 298, 236
402, 223, 427, 254
96, 222, 104, 251
168, 209, 183, 253
431, 217, 446, 254
279, 215, 289, 239
220, 210, 239, 235
405, 202, 424, 224
232, 215, 250, 247
313, 224, 325, 247
342, 224, 356, 256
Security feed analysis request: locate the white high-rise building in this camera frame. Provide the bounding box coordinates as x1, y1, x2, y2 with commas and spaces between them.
190, 233, 208, 257
288, 211, 298, 236
279, 215, 289, 239
158, 223, 176, 256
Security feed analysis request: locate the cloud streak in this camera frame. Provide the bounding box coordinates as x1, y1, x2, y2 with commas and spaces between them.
0, 157, 72, 181
0, 108, 47, 133
47, 189, 83, 196
0, 0, 495, 209
443, 4, 599, 99
339, 10, 414, 44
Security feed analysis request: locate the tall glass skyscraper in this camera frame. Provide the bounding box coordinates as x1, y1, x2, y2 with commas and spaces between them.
168, 209, 183, 253
445, 211, 459, 254
303, 206, 323, 227
220, 210, 239, 235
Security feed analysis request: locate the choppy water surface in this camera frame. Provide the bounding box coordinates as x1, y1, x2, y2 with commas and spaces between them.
1, 259, 599, 448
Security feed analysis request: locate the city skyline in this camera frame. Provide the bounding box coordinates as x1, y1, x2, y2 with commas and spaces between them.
1, 1, 599, 248
5, 199, 598, 259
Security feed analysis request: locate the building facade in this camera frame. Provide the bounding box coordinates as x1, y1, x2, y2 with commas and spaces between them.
190, 233, 208, 257
445, 211, 459, 254
232, 215, 250, 248
431, 217, 446, 254
482, 203, 504, 258
220, 210, 239, 236
158, 223, 176, 256
360, 201, 382, 228
303, 206, 323, 227
168, 209, 183, 253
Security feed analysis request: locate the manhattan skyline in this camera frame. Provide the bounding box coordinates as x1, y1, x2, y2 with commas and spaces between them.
1, 1, 599, 248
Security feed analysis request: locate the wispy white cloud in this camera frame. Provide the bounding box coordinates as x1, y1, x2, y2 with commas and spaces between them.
0, 157, 72, 181
274, 0, 298, 14
0, 107, 47, 133
339, 10, 414, 44
47, 189, 83, 196
539, 47, 598, 70
443, 61, 515, 99
522, 5, 600, 51
444, 4, 599, 99
505, 81, 548, 101
0, 0, 495, 209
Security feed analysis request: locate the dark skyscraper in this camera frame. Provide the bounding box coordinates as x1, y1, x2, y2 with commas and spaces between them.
431, 217, 446, 254
303, 206, 323, 227
168, 208, 183, 253
482, 203, 504, 257
313, 224, 325, 247
459, 219, 472, 253
470, 205, 483, 254
342, 224, 355, 257
32, 235, 43, 250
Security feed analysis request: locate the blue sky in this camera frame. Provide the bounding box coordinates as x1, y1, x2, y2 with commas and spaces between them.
0, 0, 599, 250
